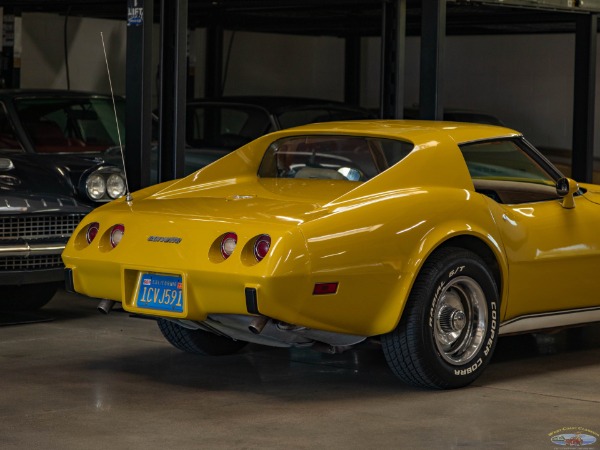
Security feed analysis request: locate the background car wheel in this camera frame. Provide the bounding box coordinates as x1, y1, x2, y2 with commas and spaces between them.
0, 282, 60, 311
157, 318, 247, 356
381, 247, 499, 389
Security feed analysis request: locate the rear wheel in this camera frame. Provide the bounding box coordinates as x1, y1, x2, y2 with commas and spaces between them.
0, 282, 60, 311
157, 318, 247, 356
382, 247, 499, 389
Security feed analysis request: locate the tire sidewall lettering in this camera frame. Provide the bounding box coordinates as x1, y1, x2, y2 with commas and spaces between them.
426, 259, 499, 379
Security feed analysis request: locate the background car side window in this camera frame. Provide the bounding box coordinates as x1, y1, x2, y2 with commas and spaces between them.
459, 139, 555, 185
0, 102, 23, 150
187, 105, 271, 150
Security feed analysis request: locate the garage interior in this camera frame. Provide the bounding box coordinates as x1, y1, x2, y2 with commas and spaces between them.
2, 1, 600, 448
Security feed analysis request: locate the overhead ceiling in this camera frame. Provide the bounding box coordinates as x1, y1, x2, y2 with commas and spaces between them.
3, 0, 600, 37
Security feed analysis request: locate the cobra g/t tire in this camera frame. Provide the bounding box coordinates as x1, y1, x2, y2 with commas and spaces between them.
382, 247, 499, 389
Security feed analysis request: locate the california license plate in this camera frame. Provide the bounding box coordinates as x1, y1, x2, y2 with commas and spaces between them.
136, 273, 183, 313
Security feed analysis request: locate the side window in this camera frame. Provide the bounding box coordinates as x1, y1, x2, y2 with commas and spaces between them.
460, 139, 555, 184
459, 139, 559, 204
0, 103, 23, 150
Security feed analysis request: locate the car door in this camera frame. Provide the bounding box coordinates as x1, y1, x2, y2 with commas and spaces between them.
459, 138, 600, 320
490, 193, 600, 319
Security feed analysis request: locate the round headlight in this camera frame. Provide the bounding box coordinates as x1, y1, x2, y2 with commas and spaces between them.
86, 173, 106, 200
106, 173, 126, 199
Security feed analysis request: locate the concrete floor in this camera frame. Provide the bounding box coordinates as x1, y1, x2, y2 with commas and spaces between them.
1, 290, 600, 450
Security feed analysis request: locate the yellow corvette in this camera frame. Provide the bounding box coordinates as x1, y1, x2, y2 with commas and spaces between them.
62, 120, 600, 389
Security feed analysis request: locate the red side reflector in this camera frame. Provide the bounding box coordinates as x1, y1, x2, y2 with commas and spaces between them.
313, 282, 338, 295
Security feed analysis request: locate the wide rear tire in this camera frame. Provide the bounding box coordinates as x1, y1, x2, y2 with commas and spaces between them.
382, 247, 499, 389
157, 318, 247, 356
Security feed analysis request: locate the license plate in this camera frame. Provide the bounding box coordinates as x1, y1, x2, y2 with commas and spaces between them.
136, 273, 183, 313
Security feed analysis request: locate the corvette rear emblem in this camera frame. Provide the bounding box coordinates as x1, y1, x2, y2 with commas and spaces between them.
147, 236, 182, 244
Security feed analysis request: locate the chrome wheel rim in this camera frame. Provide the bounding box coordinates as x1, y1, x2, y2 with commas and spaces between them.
433, 276, 488, 365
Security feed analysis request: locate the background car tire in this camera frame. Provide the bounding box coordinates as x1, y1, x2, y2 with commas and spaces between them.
157, 318, 247, 356
0, 282, 60, 311
381, 247, 499, 389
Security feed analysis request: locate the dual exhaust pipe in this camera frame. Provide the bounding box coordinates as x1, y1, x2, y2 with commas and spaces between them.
97, 298, 270, 336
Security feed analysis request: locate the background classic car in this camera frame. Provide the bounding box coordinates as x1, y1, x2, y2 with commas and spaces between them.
182, 96, 376, 170
0, 89, 126, 311
62, 120, 600, 389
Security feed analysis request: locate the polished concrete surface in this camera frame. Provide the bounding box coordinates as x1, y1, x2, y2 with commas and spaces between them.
2, 290, 600, 450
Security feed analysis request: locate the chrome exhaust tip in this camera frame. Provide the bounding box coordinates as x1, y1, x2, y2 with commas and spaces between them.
97, 299, 116, 315
248, 316, 269, 334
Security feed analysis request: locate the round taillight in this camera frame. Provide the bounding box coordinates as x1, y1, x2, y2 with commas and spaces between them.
110, 224, 125, 248
220, 232, 237, 259
86, 222, 100, 244
254, 235, 271, 262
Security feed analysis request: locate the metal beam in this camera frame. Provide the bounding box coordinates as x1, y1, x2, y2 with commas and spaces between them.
125, 0, 153, 190
205, 22, 224, 98
571, 13, 597, 183
158, 0, 188, 182
419, 0, 446, 120
344, 35, 361, 106
380, 0, 406, 119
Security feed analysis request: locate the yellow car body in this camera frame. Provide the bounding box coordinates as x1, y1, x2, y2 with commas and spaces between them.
62, 120, 600, 389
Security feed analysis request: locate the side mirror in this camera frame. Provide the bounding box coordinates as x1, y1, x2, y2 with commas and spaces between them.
556, 177, 578, 209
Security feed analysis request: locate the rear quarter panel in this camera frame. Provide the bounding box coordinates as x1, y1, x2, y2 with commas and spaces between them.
294, 186, 507, 336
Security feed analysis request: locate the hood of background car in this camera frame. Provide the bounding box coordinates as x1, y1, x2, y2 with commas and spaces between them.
0, 152, 104, 198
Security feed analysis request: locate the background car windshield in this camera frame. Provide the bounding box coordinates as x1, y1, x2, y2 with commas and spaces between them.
459, 139, 555, 184
258, 135, 413, 181
15, 96, 125, 154
0, 103, 23, 150
186, 104, 272, 150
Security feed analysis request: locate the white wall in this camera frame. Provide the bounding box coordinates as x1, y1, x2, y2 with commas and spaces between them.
19, 12, 600, 156
21, 14, 128, 94
220, 31, 345, 100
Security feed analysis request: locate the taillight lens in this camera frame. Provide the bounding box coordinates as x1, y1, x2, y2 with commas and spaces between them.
86, 222, 100, 244
110, 224, 125, 248
253, 235, 271, 262
220, 232, 237, 259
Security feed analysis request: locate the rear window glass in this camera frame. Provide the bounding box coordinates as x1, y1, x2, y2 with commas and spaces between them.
258, 135, 413, 181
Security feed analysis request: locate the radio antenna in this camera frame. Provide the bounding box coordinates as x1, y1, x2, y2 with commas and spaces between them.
101, 32, 132, 203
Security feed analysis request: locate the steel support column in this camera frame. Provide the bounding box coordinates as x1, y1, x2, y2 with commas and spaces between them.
419, 0, 446, 120
158, 0, 188, 182
380, 0, 406, 119
125, 0, 153, 190
344, 35, 361, 106
205, 23, 224, 98
1, 9, 20, 89
572, 14, 597, 183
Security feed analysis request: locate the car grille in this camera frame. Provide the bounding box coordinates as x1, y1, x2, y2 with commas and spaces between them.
0, 214, 86, 239
0, 254, 64, 271
0, 213, 86, 271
